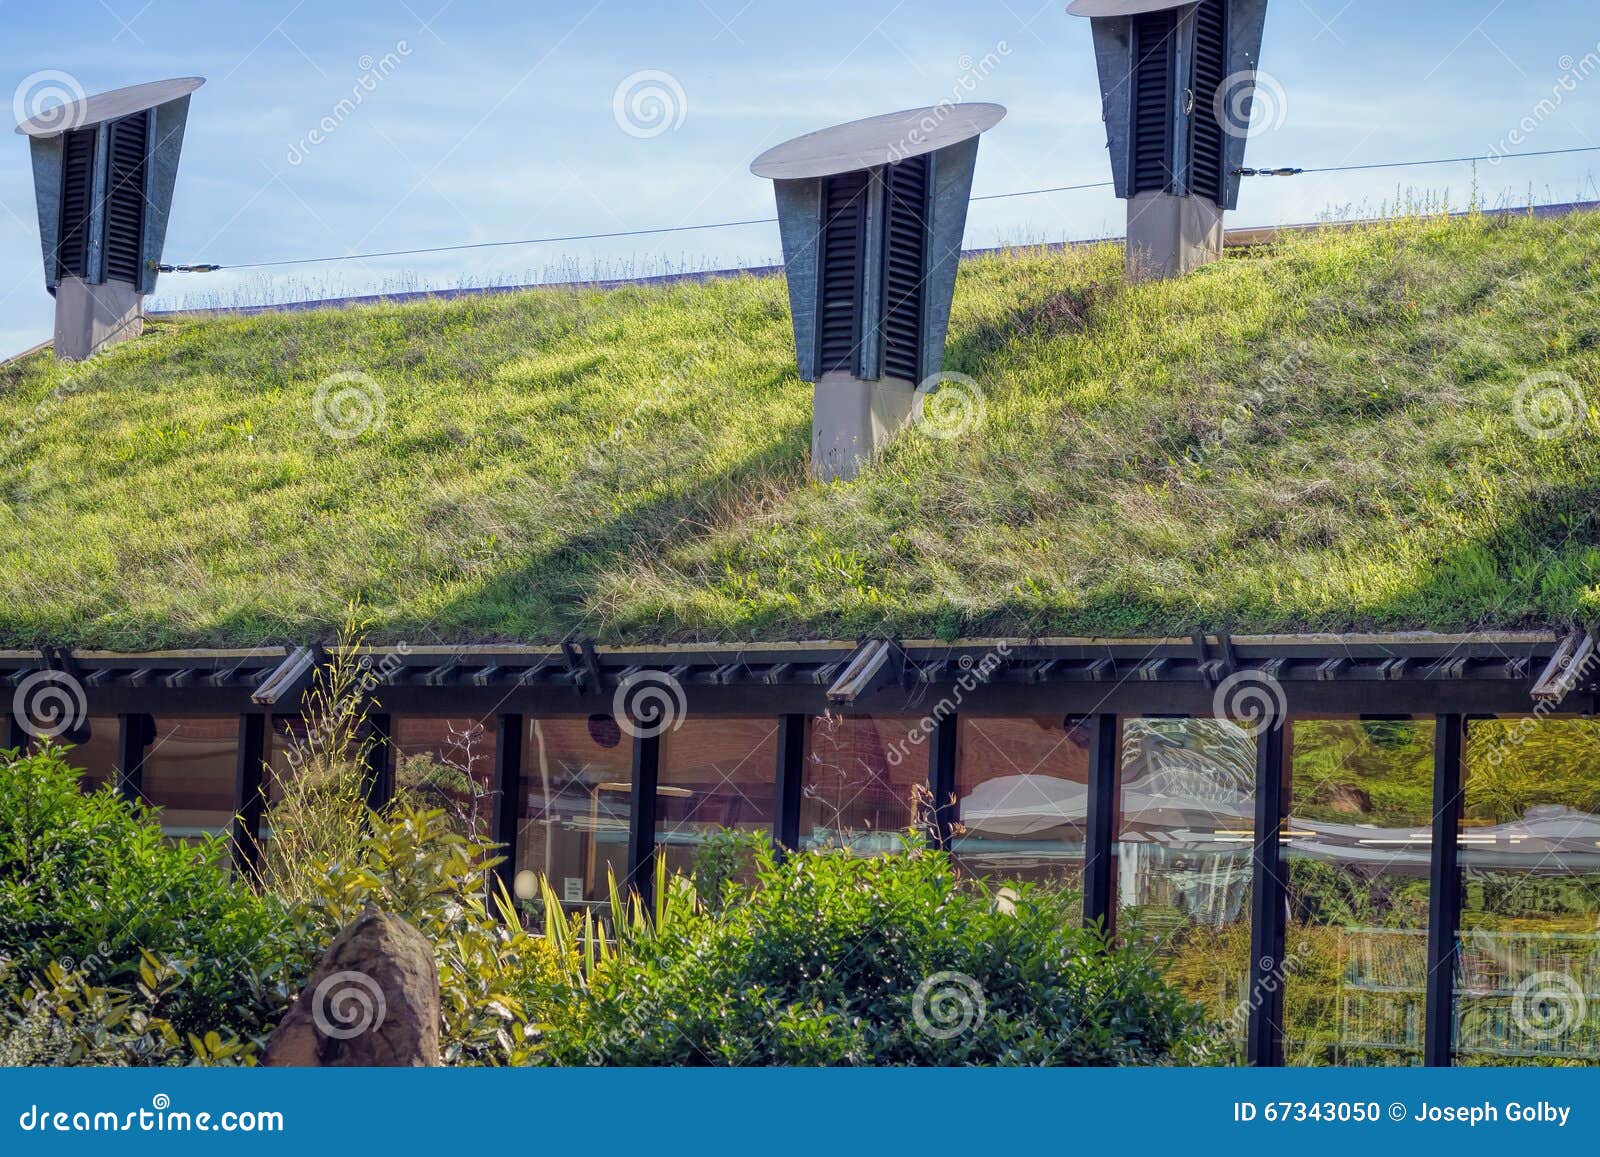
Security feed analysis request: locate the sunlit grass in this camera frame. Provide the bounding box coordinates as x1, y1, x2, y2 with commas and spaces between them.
1, 208, 1597, 648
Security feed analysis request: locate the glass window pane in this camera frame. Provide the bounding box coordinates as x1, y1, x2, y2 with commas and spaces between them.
655, 718, 777, 878
141, 717, 238, 839
260, 717, 314, 848
1284, 718, 1434, 1066
952, 716, 1088, 898
263, 717, 311, 807
517, 715, 634, 909
1457, 718, 1600, 1066
66, 715, 119, 792
800, 715, 924, 854
1117, 717, 1255, 1059
392, 716, 496, 839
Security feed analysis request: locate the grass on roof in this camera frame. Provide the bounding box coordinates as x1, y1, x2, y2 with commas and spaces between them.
1, 207, 1598, 649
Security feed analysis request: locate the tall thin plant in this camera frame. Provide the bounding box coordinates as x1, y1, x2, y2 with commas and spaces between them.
254, 605, 379, 905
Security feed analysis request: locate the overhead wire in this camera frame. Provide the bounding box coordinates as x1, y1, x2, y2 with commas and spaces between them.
157, 142, 1600, 274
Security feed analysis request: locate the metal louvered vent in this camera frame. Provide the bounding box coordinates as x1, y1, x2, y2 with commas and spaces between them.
815, 169, 870, 375
102, 111, 150, 285
56, 128, 98, 281
1187, 0, 1229, 204
878, 154, 930, 384
1129, 9, 1177, 196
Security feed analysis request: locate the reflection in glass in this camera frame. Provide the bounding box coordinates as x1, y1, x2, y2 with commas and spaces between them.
392, 716, 497, 839
1117, 718, 1255, 1058
800, 715, 925, 854
263, 717, 311, 807
1457, 719, 1600, 1066
951, 716, 1088, 898
66, 716, 119, 793
259, 717, 314, 846
516, 716, 635, 908
141, 717, 238, 839
655, 718, 777, 879
1284, 719, 1434, 1066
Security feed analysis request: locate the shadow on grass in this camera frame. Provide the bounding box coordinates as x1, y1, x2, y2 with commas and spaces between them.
763, 475, 1600, 644
383, 408, 817, 645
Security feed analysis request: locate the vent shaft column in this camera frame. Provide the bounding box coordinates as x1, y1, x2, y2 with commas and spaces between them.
1071, 0, 1269, 281
753, 104, 1005, 482
17, 77, 205, 360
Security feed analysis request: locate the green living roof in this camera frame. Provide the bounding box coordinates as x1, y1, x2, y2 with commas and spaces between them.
1, 209, 1597, 651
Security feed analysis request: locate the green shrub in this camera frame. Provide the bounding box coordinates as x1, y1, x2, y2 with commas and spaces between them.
0, 956, 255, 1067
2, 738, 1213, 1068
0, 745, 298, 1049
538, 842, 1214, 1066
286, 804, 566, 1066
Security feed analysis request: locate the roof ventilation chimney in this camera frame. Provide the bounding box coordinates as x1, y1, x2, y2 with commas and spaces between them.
1068, 0, 1268, 280
751, 103, 1006, 482
15, 77, 204, 360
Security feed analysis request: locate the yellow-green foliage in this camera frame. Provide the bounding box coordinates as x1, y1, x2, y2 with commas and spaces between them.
1, 210, 1597, 646
290, 804, 570, 1066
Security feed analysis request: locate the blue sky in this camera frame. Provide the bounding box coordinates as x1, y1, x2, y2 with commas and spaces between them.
2, 0, 1598, 356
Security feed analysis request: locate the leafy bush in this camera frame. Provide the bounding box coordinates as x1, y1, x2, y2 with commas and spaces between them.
2, 734, 1213, 1069
0, 745, 298, 1050
286, 804, 567, 1066
0, 748, 566, 1067
537, 842, 1214, 1066
0, 956, 255, 1067
689, 829, 770, 913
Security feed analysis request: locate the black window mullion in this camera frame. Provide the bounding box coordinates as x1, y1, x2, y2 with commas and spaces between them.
1246, 717, 1288, 1067
4, 710, 26, 752
489, 714, 523, 911
773, 714, 806, 856
1424, 713, 1466, 1067
627, 732, 661, 911
928, 714, 957, 850
115, 712, 153, 802
362, 712, 392, 809
1082, 714, 1121, 933
231, 713, 267, 877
